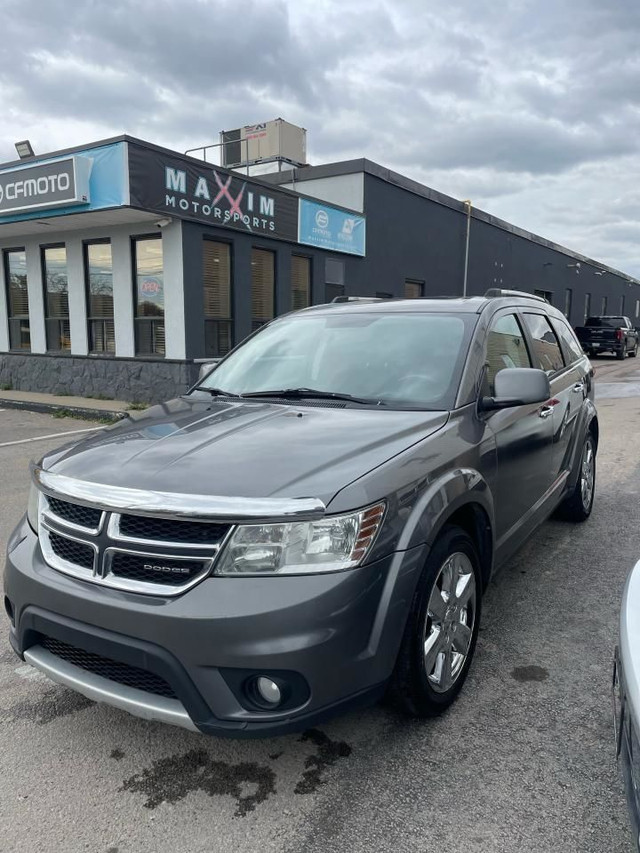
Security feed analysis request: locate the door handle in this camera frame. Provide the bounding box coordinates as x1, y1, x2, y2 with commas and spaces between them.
539, 405, 554, 418
572, 382, 584, 393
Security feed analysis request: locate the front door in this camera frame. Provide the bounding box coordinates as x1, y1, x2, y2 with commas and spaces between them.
482, 312, 554, 543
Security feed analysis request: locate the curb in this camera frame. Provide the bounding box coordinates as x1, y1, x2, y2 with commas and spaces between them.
0, 398, 128, 422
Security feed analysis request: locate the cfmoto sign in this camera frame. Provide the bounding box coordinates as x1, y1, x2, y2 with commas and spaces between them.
0, 156, 92, 216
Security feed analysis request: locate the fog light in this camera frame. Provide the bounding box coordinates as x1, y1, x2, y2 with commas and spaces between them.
255, 676, 282, 707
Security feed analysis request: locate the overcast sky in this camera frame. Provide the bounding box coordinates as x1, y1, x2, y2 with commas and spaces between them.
1, 0, 639, 274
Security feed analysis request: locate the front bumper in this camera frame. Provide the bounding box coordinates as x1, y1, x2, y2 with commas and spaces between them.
4, 519, 426, 737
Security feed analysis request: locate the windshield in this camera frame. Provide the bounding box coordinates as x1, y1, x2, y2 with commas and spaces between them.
585, 317, 625, 328
198, 311, 475, 410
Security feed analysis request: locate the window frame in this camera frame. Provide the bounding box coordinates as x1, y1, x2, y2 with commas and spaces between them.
521, 310, 567, 376
203, 237, 234, 358
84, 238, 115, 355
483, 310, 533, 396
291, 253, 311, 312
250, 246, 276, 331
131, 233, 165, 357
550, 316, 584, 366
3, 246, 30, 352
41, 242, 70, 353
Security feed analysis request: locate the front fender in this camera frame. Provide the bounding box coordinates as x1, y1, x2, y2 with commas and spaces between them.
396, 467, 495, 553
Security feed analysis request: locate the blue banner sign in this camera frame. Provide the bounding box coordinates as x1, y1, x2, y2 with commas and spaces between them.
298, 198, 366, 256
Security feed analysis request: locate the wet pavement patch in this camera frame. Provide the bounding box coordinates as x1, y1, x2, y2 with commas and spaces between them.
4, 687, 93, 724
120, 749, 276, 816
511, 665, 549, 682
110, 748, 125, 761
294, 729, 352, 795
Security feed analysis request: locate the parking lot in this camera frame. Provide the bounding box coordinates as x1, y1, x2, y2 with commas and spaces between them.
1, 357, 639, 853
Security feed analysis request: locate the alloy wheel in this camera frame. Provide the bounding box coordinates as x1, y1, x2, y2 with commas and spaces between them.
423, 552, 477, 693
581, 440, 595, 510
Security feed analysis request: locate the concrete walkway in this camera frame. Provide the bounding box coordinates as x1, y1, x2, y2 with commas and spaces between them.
0, 389, 132, 420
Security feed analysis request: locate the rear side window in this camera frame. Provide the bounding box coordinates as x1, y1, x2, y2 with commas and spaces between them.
523, 314, 565, 373
551, 318, 584, 364
585, 317, 624, 328
485, 313, 532, 394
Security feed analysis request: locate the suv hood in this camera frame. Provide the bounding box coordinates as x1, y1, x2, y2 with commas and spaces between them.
41, 395, 449, 508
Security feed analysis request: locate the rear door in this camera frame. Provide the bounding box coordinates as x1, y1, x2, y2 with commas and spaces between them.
522, 312, 580, 487
482, 311, 553, 542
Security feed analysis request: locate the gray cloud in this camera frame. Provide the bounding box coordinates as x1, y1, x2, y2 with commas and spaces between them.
0, 0, 639, 274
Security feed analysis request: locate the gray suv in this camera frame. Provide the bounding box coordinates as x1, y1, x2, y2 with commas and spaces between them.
4, 290, 597, 736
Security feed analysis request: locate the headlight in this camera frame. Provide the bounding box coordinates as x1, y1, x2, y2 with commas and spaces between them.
27, 483, 40, 533
215, 502, 385, 576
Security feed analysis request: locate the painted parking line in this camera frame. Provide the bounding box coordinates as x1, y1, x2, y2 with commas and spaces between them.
0, 426, 102, 448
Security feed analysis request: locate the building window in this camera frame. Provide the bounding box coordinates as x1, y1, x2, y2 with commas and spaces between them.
85, 241, 115, 353
203, 240, 232, 357
4, 248, 30, 351
42, 245, 70, 352
534, 289, 553, 304
325, 257, 344, 285
291, 255, 310, 310
251, 248, 275, 331
325, 283, 345, 302
584, 293, 591, 321
405, 280, 424, 299
601, 296, 607, 314
636, 300, 639, 319
133, 236, 164, 355
564, 288, 572, 319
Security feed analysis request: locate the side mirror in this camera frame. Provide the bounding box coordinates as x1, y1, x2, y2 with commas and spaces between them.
198, 359, 221, 382
480, 368, 550, 411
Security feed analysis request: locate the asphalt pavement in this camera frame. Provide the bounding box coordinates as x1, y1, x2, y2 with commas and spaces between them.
0, 358, 638, 853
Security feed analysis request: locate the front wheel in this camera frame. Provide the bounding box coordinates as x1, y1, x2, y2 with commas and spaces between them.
630, 343, 638, 358
389, 525, 482, 717
557, 433, 596, 522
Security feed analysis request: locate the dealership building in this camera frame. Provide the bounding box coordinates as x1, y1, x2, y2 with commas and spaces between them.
1, 128, 638, 402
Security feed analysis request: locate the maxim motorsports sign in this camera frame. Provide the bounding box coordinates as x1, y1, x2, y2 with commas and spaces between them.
128, 144, 298, 241
0, 156, 92, 216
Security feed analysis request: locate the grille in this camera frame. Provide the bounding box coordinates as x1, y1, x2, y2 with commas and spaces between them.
49, 531, 95, 571
47, 497, 102, 530
118, 514, 230, 545
40, 636, 176, 699
109, 552, 209, 586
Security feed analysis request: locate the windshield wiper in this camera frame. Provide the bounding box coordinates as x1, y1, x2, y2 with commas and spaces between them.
196, 387, 243, 398
240, 388, 384, 405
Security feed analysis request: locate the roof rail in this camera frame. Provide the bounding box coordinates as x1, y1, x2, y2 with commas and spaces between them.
484, 288, 548, 304
331, 296, 388, 303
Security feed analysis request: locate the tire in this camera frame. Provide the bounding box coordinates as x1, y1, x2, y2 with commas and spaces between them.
630, 344, 638, 358
389, 525, 482, 717
617, 346, 626, 360
557, 432, 596, 522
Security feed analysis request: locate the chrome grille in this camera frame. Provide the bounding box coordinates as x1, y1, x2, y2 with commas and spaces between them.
117, 514, 230, 545
47, 498, 102, 531
37, 494, 232, 596
49, 531, 95, 571
108, 551, 210, 587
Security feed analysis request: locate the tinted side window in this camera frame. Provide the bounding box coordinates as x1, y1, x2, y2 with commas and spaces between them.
523, 313, 565, 373
485, 313, 532, 394
550, 317, 583, 364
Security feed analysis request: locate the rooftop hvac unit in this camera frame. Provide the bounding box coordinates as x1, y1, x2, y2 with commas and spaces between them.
220, 119, 306, 169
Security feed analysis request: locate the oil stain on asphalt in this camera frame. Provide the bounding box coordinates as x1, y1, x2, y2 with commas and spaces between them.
120, 750, 277, 816
511, 665, 549, 682
294, 729, 352, 795
120, 729, 353, 815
